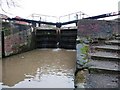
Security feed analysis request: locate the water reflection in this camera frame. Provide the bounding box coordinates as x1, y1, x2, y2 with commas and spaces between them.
0, 59, 2, 83
2, 49, 76, 88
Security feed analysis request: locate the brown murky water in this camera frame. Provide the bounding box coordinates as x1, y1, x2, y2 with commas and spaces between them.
0, 60, 2, 82
1, 49, 76, 88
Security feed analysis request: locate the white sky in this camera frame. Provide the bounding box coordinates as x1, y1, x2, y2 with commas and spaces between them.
0, 0, 119, 21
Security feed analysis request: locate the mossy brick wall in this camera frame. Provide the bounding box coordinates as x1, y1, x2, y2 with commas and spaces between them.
2, 22, 35, 56
77, 19, 118, 39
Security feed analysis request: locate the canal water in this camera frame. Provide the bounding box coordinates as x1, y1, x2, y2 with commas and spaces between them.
1, 49, 76, 88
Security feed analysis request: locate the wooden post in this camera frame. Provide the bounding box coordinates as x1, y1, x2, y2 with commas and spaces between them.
1, 31, 5, 58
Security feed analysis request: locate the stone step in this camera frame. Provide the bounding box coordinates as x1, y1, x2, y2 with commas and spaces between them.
94, 45, 120, 52
115, 37, 120, 40
105, 40, 120, 45
114, 34, 120, 37
87, 60, 120, 72
89, 51, 119, 61
85, 73, 119, 88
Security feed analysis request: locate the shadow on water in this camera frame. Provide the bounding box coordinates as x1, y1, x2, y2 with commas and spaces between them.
1, 49, 76, 88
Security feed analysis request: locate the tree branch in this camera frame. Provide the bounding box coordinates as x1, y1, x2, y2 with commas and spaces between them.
6, 0, 10, 8
0, 0, 19, 13
11, 0, 16, 7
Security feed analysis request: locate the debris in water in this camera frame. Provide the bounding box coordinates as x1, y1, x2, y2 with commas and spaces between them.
21, 56, 24, 59
52, 48, 61, 51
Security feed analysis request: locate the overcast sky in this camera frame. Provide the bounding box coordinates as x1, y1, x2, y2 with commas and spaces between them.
0, 0, 119, 21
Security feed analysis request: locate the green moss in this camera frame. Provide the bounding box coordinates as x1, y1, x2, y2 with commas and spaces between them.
80, 45, 89, 55
2, 27, 11, 36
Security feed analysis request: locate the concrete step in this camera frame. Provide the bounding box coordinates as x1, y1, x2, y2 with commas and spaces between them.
85, 73, 119, 88
89, 51, 119, 61
105, 40, 120, 45
87, 60, 120, 72
94, 45, 120, 52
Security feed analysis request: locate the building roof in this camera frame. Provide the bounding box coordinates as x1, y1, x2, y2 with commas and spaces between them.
14, 16, 28, 25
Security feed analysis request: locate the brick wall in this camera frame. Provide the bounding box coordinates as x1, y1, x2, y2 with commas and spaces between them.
77, 19, 118, 39
2, 22, 34, 57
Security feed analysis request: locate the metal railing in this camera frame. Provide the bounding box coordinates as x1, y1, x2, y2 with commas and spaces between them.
59, 11, 89, 22
26, 13, 58, 23
26, 11, 89, 23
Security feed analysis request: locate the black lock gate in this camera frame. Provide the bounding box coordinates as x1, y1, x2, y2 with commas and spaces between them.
35, 28, 77, 49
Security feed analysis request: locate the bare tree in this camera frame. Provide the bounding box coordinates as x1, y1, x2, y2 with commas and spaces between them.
0, 0, 19, 13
